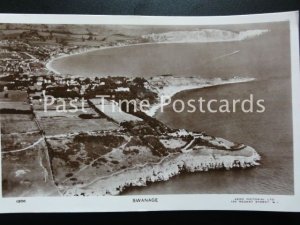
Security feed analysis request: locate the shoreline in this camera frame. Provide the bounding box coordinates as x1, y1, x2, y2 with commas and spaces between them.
45, 28, 269, 76
63, 144, 261, 196
46, 41, 204, 75
36, 39, 260, 197
46, 46, 101, 75
145, 77, 256, 117
45, 42, 159, 75
45, 41, 256, 119
45, 41, 242, 76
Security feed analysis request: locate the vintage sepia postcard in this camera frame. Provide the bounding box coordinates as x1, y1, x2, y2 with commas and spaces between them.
0, 11, 299, 212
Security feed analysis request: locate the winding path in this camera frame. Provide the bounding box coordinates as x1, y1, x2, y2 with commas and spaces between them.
1, 137, 44, 154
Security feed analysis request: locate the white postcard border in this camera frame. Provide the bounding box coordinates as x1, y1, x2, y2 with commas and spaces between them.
0, 11, 299, 213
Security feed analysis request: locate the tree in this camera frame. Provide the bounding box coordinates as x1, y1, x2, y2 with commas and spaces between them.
133, 77, 147, 87
84, 78, 91, 84
60, 39, 68, 46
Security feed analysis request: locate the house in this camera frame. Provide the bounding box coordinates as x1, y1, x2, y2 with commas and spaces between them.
28, 83, 42, 92
115, 87, 130, 92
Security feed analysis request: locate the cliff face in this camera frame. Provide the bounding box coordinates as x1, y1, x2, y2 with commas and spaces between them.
142, 29, 269, 43
63, 143, 260, 196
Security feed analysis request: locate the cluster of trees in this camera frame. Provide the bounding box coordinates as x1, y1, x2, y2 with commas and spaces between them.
46, 86, 80, 98
0, 108, 32, 114
74, 134, 125, 149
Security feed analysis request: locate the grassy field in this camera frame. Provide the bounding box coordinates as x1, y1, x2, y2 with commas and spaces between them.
46, 133, 127, 182
2, 138, 60, 197
0, 90, 28, 102
46, 132, 165, 194
0, 114, 39, 134
1, 132, 42, 152
32, 99, 90, 111
0, 102, 31, 111
36, 109, 119, 136
0, 90, 31, 113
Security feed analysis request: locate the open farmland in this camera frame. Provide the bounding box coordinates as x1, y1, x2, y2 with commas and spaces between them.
35, 107, 119, 136
2, 138, 60, 197
0, 114, 39, 134
1, 132, 42, 152
0, 102, 31, 111
31, 98, 90, 111
0, 90, 31, 113
0, 90, 28, 102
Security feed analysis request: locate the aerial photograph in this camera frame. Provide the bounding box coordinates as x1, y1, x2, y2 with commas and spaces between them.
0, 21, 293, 197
